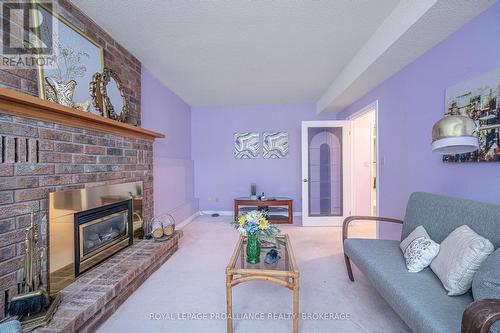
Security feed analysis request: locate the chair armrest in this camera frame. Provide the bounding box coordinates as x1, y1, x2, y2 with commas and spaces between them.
462, 299, 500, 333
342, 216, 403, 242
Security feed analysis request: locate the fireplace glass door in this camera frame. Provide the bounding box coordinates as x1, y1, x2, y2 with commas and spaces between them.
74, 199, 133, 276
80, 211, 128, 259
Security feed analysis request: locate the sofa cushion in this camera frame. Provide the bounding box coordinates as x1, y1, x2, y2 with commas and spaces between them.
344, 238, 473, 333
402, 192, 500, 248
472, 248, 500, 333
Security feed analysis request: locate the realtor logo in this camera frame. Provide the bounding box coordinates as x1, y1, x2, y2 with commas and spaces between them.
1, 0, 55, 68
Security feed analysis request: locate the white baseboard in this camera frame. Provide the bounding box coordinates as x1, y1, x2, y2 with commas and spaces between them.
199, 210, 233, 216
199, 211, 303, 217
176, 211, 201, 230
182, 210, 303, 227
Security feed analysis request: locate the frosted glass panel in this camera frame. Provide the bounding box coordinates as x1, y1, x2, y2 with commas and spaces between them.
308, 127, 342, 216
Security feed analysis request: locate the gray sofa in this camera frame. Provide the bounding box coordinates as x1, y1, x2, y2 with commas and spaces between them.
343, 192, 500, 333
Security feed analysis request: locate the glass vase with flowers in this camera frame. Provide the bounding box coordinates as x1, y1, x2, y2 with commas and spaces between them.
232, 210, 280, 264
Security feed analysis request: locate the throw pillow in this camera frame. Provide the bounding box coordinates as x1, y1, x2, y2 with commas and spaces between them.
472, 248, 500, 333
404, 237, 440, 273
431, 225, 494, 296
400, 225, 431, 253
400, 226, 439, 272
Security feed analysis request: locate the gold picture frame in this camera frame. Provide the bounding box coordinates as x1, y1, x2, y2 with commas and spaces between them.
99, 68, 130, 122
33, 1, 104, 114
89, 72, 106, 117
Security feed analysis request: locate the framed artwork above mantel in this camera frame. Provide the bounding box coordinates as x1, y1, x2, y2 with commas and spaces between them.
34, 1, 104, 115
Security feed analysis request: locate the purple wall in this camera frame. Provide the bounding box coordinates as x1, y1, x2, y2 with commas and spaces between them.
191, 104, 335, 212
338, 2, 500, 239
141, 66, 199, 222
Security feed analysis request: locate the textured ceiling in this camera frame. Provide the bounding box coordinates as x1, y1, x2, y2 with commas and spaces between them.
70, 0, 399, 106
317, 0, 497, 114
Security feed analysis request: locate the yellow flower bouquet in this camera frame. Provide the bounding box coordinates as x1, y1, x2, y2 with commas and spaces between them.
232, 210, 280, 241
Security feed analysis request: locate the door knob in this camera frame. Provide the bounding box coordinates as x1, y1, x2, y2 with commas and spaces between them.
303, 179, 308, 182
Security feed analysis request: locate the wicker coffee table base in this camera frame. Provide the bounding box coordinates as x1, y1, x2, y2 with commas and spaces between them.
225, 235, 299, 332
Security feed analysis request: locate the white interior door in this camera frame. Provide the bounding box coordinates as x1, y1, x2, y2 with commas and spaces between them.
301, 121, 351, 226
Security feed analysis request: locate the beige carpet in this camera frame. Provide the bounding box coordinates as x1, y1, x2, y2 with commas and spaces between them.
97, 215, 410, 332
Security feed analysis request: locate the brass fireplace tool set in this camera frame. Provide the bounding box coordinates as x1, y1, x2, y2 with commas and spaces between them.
5, 212, 61, 332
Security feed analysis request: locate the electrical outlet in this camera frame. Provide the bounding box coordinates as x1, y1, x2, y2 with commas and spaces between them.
208, 197, 219, 203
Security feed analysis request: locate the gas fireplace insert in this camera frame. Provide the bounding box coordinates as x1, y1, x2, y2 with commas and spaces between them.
74, 199, 133, 276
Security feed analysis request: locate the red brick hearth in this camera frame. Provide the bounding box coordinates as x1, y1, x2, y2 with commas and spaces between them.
35, 232, 182, 333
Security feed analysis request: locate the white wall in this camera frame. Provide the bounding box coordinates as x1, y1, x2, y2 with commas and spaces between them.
352, 110, 375, 216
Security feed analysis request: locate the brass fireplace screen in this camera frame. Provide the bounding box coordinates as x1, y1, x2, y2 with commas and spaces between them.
48, 181, 143, 295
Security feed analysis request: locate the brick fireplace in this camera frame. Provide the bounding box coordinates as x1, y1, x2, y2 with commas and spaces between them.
0, 112, 154, 310
0, 87, 179, 333
0, 2, 185, 330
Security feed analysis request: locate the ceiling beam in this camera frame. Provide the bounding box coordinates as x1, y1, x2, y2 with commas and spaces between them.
316, 0, 496, 115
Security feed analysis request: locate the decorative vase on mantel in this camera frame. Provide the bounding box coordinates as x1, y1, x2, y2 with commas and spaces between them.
246, 234, 261, 264
44, 77, 77, 107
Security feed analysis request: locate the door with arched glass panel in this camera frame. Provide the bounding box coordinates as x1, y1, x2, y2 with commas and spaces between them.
301, 121, 351, 226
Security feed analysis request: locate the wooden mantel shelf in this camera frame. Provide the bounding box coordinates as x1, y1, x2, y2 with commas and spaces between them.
0, 88, 165, 141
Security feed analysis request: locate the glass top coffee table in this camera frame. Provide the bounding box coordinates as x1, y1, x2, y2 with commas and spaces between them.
225, 234, 299, 332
